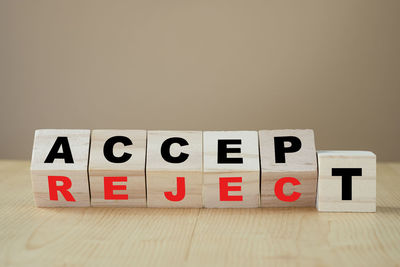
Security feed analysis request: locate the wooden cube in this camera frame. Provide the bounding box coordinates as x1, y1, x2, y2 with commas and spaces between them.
146, 131, 202, 208
259, 129, 318, 207
30, 129, 91, 207
317, 150, 376, 212
88, 130, 147, 207
203, 131, 260, 208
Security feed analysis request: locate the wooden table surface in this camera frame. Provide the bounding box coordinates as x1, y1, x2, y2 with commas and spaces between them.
1, 160, 399, 266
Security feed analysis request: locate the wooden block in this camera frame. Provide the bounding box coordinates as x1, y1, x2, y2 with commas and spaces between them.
146, 131, 202, 208
203, 131, 259, 208
88, 130, 147, 207
259, 129, 318, 207
30, 129, 91, 207
317, 150, 376, 212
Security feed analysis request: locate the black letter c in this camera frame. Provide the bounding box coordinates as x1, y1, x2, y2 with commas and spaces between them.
103, 136, 133, 163
161, 137, 189, 163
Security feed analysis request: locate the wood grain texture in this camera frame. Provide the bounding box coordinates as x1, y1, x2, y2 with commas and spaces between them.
30, 129, 91, 207
259, 129, 317, 207
2, 160, 400, 266
203, 131, 259, 208
317, 150, 376, 212
146, 131, 202, 208
88, 130, 147, 207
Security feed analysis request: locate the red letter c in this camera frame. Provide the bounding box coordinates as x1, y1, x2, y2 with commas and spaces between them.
274, 177, 301, 202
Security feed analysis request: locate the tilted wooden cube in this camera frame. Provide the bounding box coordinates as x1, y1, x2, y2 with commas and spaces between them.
259, 129, 318, 207
203, 131, 260, 208
317, 151, 376, 212
88, 130, 147, 207
146, 131, 202, 208
30, 129, 91, 207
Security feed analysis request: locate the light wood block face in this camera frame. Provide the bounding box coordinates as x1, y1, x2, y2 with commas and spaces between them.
203, 131, 260, 208
259, 129, 318, 207
146, 131, 202, 208
317, 150, 376, 212
30, 129, 91, 207
89, 130, 146, 207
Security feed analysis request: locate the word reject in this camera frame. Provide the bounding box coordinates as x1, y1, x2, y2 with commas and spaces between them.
30, 129, 376, 212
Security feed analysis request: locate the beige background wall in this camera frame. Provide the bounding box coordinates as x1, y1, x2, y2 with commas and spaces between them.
0, 0, 399, 161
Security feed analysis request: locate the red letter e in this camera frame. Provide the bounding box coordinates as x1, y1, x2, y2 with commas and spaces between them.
220, 177, 243, 201
104, 177, 128, 200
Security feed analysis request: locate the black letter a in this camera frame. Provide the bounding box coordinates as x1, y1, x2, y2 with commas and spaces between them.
44, 137, 74, 163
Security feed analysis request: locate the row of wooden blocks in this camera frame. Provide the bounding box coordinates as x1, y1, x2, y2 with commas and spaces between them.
30, 129, 376, 212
